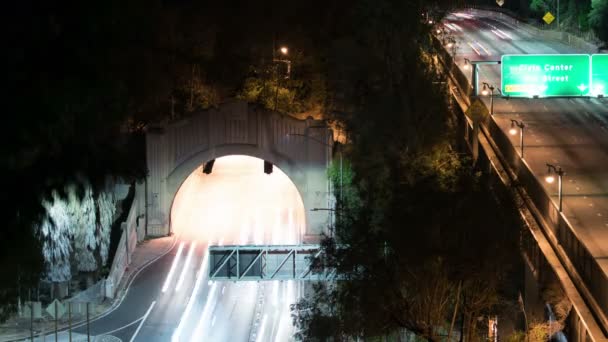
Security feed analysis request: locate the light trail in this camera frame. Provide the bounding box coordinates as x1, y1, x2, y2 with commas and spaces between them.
467, 41, 482, 56
191, 283, 219, 340
175, 241, 196, 292
170, 156, 307, 340
171, 247, 210, 342
162, 242, 185, 293
256, 314, 269, 342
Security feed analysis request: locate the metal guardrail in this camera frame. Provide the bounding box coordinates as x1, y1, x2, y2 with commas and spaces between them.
208, 244, 333, 281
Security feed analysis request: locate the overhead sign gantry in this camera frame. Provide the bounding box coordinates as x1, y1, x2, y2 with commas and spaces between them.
501, 54, 591, 97
591, 54, 608, 97
499, 54, 608, 98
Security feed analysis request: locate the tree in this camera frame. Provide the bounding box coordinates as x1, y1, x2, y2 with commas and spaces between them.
589, 0, 608, 42
289, 0, 523, 339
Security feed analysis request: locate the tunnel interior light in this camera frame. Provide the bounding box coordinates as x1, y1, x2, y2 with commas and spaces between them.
264, 161, 273, 174
203, 159, 215, 174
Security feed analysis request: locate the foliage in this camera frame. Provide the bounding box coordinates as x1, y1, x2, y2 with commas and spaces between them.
589, 0, 608, 42
530, 0, 553, 14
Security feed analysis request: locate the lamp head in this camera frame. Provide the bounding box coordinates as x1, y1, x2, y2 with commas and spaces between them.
481, 83, 489, 96
280, 46, 288, 55
545, 175, 555, 184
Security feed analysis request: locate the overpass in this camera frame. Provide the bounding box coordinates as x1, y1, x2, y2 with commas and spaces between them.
442, 7, 608, 342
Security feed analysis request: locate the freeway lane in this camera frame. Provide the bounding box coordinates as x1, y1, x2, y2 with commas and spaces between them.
64, 155, 304, 341
443, 9, 608, 298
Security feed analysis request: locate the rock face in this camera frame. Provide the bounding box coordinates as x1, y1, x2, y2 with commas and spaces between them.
39, 179, 118, 285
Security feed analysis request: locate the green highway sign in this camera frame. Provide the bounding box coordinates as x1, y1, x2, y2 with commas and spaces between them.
592, 54, 608, 97
501, 54, 591, 97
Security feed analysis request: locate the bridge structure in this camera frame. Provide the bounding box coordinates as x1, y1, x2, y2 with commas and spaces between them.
208, 244, 335, 281
145, 100, 334, 240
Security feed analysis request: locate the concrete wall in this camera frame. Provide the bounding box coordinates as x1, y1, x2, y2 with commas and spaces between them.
145, 101, 332, 242
105, 183, 145, 298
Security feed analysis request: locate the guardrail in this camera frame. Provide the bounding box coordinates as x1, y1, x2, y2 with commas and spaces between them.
105, 183, 145, 298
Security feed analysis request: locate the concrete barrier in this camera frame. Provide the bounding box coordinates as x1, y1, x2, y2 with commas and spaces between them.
105, 183, 145, 299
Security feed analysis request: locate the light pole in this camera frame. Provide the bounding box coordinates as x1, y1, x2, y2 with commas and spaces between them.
509, 119, 525, 159
481, 82, 498, 116
557, 0, 560, 28
545, 163, 565, 212
273, 46, 291, 111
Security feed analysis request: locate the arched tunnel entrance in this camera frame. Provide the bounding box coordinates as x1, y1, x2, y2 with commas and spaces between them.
165, 155, 305, 341
170, 155, 306, 243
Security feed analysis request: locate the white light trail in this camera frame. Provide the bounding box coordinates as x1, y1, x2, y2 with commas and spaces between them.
256, 314, 269, 342
162, 242, 185, 293
272, 207, 281, 245
172, 247, 210, 342
467, 41, 481, 56
475, 41, 491, 55
192, 283, 219, 339
175, 241, 197, 292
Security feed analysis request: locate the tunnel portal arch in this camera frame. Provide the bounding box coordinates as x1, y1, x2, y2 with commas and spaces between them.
145, 101, 332, 242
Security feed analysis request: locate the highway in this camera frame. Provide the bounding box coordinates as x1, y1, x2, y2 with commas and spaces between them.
443, 8, 608, 306
65, 155, 305, 341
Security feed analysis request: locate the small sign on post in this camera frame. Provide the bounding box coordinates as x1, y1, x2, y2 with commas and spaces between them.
46, 299, 65, 319
543, 12, 555, 25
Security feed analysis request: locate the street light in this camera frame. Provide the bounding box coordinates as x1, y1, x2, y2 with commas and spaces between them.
545, 163, 565, 212
463, 58, 471, 70
482, 82, 498, 115
273, 46, 292, 111
509, 119, 525, 159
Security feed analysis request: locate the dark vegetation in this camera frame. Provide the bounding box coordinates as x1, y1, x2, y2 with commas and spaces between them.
1, 0, 565, 337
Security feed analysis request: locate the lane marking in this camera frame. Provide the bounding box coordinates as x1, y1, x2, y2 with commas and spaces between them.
162, 242, 185, 293
99, 316, 144, 336
129, 301, 156, 342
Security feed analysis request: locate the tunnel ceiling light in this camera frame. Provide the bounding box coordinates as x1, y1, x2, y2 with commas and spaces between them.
203, 159, 215, 174
264, 161, 273, 174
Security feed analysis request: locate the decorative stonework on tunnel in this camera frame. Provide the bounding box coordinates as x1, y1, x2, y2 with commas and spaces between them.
145, 100, 333, 241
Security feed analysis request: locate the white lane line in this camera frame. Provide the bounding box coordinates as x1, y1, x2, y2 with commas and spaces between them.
129, 301, 156, 342
175, 241, 197, 292
162, 242, 185, 293
99, 316, 144, 336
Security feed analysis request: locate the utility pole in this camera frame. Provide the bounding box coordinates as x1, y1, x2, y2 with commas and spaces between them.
68, 303, 72, 342
54, 301, 58, 342
30, 302, 34, 342
86, 303, 90, 342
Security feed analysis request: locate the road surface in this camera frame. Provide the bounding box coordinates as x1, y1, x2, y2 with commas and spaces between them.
61, 155, 306, 341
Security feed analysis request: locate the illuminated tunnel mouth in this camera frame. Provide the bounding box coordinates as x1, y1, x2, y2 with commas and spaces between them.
170, 155, 306, 244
